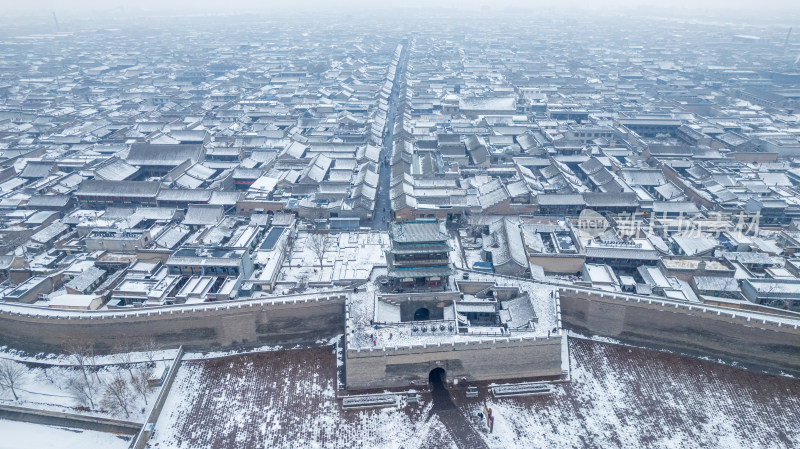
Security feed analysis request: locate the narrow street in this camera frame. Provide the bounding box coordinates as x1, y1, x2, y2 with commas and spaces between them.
371, 38, 409, 230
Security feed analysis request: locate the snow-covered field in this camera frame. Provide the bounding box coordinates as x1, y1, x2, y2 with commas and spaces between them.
147, 339, 800, 449
470, 339, 800, 449
0, 419, 130, 449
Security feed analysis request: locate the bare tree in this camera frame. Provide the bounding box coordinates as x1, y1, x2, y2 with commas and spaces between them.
64, 338, 99, 386
0, 359, 28, 401
296, 273, 309, 293
41, 366, 55, 385
305, 231, 328, 275
101, 372, 133, 418
112, 341, 135, 379
130, 365, 153, 406
63, 338, 104, 409
138, 337, 160, 368
66, 373, 98, 409
0, 234, 28, 259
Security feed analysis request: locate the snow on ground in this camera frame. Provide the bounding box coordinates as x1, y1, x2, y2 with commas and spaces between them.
0, 361, 168, 422
465, 339, 800, 449
566, 329, 624, 345
464, 248, 483, 270
347, 268, 560, 349
280, 231, 388, 284
149, 347, 454, 449
456, 270, 560, 334
449, 230, 466, 269
182, 344, 284, 361
0, 346, 179, 366
181, 334, 339, 361
346, 267, 384, 329
0, 419, 130, 449
149, 339, 800, 449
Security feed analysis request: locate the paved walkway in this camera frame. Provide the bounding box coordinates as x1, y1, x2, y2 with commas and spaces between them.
428, 379, 489, 449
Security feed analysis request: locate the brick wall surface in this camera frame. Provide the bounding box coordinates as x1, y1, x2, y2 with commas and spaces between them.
559, 289, 800, 376
345, 337, 562, 390
0, 296, 345, 354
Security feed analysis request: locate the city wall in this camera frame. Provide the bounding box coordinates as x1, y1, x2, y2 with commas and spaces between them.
345, 336, 563, 390
0, 403, 141, 435
0, 293, 346, 354
528, 254, 585, 275
559, 287, 800, 376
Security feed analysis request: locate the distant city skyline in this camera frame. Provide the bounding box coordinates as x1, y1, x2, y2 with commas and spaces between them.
3, 0, 800, 18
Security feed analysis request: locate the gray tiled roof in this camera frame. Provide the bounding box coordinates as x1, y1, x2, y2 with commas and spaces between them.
126, 143, 203, 166
76, 180, 161, 197
387, 265, 455, 279
390, 220, 448, 243
585, 246, 660, 260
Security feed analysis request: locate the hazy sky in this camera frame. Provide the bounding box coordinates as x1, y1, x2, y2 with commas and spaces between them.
0, 0, 797, 33
4, 0, 800, 17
